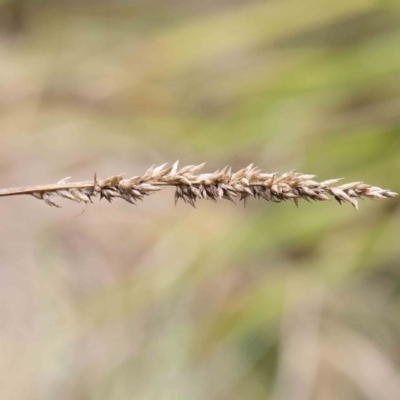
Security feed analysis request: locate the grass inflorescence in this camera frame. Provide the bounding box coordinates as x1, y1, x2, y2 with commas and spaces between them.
0, 162, 397, 210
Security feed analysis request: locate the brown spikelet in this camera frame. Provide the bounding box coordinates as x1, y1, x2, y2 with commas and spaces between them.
0, 162, 397, 210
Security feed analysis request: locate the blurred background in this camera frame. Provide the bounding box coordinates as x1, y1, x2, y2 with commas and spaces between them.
1, 0, 400, 399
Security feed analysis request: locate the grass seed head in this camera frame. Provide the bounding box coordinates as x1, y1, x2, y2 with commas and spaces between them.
0, 161, 397, 210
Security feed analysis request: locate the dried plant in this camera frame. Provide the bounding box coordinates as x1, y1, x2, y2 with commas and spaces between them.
0, 162, 397, 210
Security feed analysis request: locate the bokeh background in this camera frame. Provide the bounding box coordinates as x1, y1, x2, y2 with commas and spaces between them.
1, 0, 400, 399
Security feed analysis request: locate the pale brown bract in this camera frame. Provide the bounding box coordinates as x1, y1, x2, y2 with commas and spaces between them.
0, 162, 397, 210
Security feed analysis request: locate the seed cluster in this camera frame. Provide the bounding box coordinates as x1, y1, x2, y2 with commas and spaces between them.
0, 162, 397, 210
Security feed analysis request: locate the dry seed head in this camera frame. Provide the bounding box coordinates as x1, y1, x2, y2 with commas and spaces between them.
0, 161, 397, 210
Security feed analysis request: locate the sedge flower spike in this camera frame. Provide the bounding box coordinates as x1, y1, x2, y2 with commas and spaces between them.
0, 162, 397, 211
